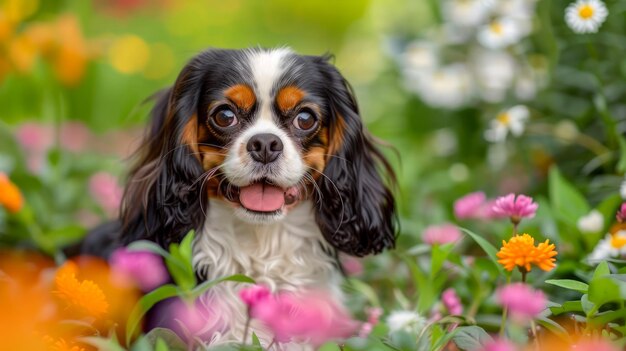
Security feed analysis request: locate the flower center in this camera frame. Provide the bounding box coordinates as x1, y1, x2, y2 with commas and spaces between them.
578, 4, 594, 19
497, 112, 510, 125
610, 233, 626, 249
490, 21, 503, 35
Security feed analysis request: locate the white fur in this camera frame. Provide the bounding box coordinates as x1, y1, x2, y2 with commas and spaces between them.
192, 200, 342, 349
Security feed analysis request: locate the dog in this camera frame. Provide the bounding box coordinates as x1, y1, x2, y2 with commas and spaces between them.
86, 47, 396, 347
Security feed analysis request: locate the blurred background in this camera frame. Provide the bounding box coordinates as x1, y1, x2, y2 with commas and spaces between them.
0, 0, 625, 259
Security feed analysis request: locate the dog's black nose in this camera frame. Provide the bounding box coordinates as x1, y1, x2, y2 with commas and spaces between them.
246, 133, 283, 164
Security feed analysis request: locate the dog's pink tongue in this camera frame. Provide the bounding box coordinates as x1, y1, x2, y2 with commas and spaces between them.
239, 183, 285, 212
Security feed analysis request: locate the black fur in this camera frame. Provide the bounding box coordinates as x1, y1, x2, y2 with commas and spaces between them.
119, 57, 207, 247
311, 57, 397, 257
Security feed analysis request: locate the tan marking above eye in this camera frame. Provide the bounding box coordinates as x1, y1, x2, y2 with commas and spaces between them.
224, 84, 256, 110
276, 86, 305, 112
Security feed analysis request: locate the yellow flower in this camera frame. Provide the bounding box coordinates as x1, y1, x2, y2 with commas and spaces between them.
496, 233, 557, 272
53, 262, 109, 318
0, 172, 23, 213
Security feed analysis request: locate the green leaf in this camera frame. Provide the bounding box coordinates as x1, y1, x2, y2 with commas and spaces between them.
545, 279, 589, 293
189, 274, 255, 299
588, 277, 621, 313
251, 332, 262, 347
318, 343, 342, 351
347, 278, 381, 307
617, 134, 626, 173
452, 326, 492, 351
549, 166, 589, 224
593, 261, 611, 280
155, 338, 170, 351
145, 328, 186, 351
549, 300, 583, 315
166, 242, 196, 292
460, 228, 504, 275
131, 336, 152, 351
126, 284, 181, 345
127, 240, 170, 258
179, 230, 195, 264
79, 336, 126, 351
430, 244, 453, 278
581, 294, 595, 316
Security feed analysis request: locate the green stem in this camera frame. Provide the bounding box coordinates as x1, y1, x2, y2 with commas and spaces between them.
499, 275, 512, 336
242, 311, 251, 345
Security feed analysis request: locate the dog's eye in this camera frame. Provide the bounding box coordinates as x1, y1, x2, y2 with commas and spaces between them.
293, 111, 316, 130
214, 108, 238, 128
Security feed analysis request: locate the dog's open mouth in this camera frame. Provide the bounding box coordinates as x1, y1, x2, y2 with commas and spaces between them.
221, 179, 299, 214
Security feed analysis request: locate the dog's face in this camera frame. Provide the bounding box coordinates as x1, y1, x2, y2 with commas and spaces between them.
121, 48, 396, 256
194, 49, 337, 223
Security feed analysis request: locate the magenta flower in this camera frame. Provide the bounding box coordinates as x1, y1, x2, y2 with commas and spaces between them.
496, 283, 546, 321
617, 203, 626, 223
248, 290, 358, 346
492, 193, 538, 223
340, 254, 363, 276
60, 121, 91, 153
358, 307, 383, 338
239, 285, 271, 307
15, 122, 53, 153
110, 247, 169, 291
441, 288, 463, 315
89, 172, 123, 217
454, 192, 487, 219
423, 223, 462, 245
480, 338, 518, 351
158, 297, 227, 342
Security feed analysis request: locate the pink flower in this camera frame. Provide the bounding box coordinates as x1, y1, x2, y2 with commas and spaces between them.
249, 290, 358, 346
110, 247, 169, 291
496, 283, 546, 321
492, 193, 538, 222
239, 285, 271, 307
616, 203, 626, 223
15, 122, 53, 153
454, 192, 487, 219
441, 288, 463, 315
479, 338, 518, 351
158, 297, 226, 342
59, 121, 91, 153
423, 223, 462, 245
340, 254, 363, 276
573, 339, 620, 351
89, 172, 123, 217
358, 307, 383, 338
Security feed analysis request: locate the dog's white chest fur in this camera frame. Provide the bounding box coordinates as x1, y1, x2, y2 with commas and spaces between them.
192, 200, 342, 346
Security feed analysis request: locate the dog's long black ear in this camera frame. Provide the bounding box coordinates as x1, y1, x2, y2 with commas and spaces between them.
313, 57, 397, 257
119, 58, 206, 248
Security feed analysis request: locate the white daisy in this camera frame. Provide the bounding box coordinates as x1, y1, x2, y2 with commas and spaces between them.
402, 40, 438, 74
386, 310, 427, 334
588, 230, 626, 263
565, 0, 609, 34
477, 17, 522, 49
620, 176, 626, 200
484, 105, 529, 142
442, 0, 491, 28
472, 50, 517, 103
409, 64, 472, 109
577, 210, 604, 234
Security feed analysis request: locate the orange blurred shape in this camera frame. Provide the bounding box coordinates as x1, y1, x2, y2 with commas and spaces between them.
51, 15, 89, 86
0, 251, 140, 350
8, 32, 38, 72
0, 172, 24, 213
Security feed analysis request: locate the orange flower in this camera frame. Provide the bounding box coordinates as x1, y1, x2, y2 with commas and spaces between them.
0, 172, 23, 213
44, 337, 86, 351
53, 262, 109, 318
496, 233, 557, 272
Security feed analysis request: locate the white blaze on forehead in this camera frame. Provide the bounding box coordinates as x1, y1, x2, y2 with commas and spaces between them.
246, 48, 293, 121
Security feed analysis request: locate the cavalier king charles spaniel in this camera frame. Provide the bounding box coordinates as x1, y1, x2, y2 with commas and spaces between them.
85, 47, 396, 346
